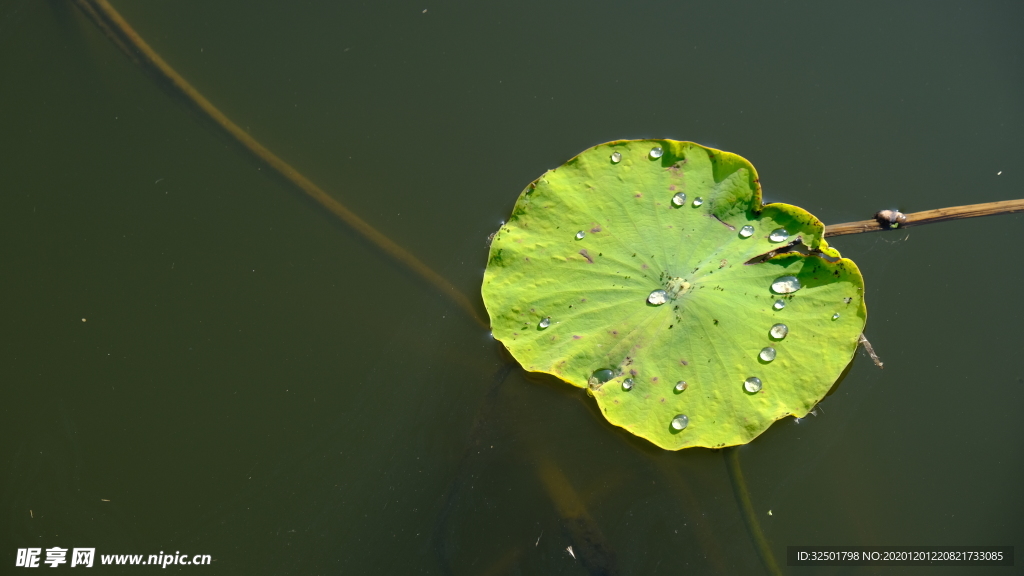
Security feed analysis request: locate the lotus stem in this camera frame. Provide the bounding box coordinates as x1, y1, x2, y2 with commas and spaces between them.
72, 0, 488, 329
824, 199, 1024, 237
725, 448, 783, 576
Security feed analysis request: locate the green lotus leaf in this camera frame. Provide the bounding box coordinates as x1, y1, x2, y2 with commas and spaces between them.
482, 140, 867, 450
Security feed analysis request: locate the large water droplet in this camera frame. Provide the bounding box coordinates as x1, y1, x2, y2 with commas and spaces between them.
649, 146, 664, 159
759, 347, 776, 362
692, 197, 704, 207
672, 192, 687, 206
575, 230, 585, 240
671, 414, 689, 430
771, 276, 802, 294
773, 300, 785, 310
622, 378, 634, 391
611, 151, 622, 163
591, 369, 615, 384
832, 312, 840, 320
739, 225, 754, 238
538, 317, 551, 329
674, 381, 688, 393
769, 323, 788, 339
744, 377, 763, 393
648, 290, 668, 305
769, 228, 789, 242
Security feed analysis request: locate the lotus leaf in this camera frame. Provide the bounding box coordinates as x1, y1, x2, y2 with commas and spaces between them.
482, 140, 866, 449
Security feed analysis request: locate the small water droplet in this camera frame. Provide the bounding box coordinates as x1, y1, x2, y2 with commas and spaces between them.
671, 414, 689, 430
647, 289, 668, 305
539, 317, 551, 329
674, 381, 688, 392
771, 276, 801, 294
759, 347, 776, 362
649, 146, 664, 159
591, 369, 615, 384
744, 377, 763, 393
622, 378, 634, 391
575, 230, 585, 240
611, 151, 622, 163
692, 197, 704, 206
832, 312, 840, 320
769, 323, 788, 339
672, 192, 687, 206
769, 228, 789, 242
773, 300, 785, 310
739, 225, 754, 238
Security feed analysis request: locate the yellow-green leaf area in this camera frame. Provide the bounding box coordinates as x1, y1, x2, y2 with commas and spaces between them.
482, 140, 866, 450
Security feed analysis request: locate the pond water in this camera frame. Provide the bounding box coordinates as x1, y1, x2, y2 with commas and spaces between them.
1, 1, 1022, 574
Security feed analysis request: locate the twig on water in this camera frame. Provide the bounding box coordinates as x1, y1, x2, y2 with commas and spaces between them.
825, 199, 1024, 238
858, 333, 883, 369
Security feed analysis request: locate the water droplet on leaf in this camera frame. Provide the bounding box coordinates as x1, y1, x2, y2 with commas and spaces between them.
591, 369, 615, 384
739, 225, 754, 238
769, 323, 788, 339
672, 192, 687, 206
769, 228, 789, 242
674, 381, 687, 392
622, 378, 634, 391
649, 147, 664, 159
692, 197, 704, 207
771, 276, 801, 294
759, 347, 776, 362
611, 151, 622, 163
773, 300, 785, 310
832, 312, 840, 320
575, 230, 585, 240
539, 317, 551, 329
744, 377, 763, 393
648, 290, 668, 305
671, 414, 689, 430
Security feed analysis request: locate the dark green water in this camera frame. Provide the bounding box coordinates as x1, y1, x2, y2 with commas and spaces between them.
2, 1, 1022, 574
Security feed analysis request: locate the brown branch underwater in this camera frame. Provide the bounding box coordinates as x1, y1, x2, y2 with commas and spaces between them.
72, 0, 488, 329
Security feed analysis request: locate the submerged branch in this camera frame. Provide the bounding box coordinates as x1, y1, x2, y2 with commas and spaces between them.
73, 0, 488, 329
825, 199, 1024, 237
